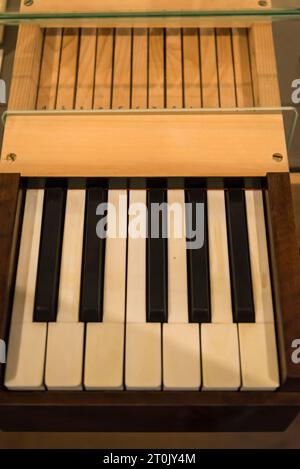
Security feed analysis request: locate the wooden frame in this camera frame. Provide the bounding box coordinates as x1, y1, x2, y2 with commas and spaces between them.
266, 174, 300, 391
3, 23, 287, 179
0, 172, 300, 432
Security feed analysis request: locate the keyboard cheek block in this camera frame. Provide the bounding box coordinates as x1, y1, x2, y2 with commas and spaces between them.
0, 173, 300, 432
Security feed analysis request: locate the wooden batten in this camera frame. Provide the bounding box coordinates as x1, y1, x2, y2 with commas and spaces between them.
266, 173, 300, 391
0, 113, 288, 177
249, 23, 281, 107
8, 26, 43, 110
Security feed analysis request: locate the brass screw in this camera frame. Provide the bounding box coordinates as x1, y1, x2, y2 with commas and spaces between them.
273, 153, 284, 163
258, 0, 268, 6
6, 153, 17, 163
24, 0, 33, 6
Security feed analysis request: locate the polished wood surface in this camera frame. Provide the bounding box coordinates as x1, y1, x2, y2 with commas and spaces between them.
291, 173, 300, 248
266, 173, 300, 391
0, 174, 22, 388
1, 423, 300, 449
0, 389, 299, 432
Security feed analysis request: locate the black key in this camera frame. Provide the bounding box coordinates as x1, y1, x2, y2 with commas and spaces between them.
186, 189, 211, 323
147, 189, 168, 323
80, 188, 107, 322
34, 188, 66, 322
226, 189, 255, 323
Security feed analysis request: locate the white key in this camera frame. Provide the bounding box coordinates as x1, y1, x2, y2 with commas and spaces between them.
163, 324, 201, 390
207, 190, 232, 324
45, 323, 84, 390
201, 191, 241, 390
85, 323, 124, 390
102, 190, 128, 323
125, 190, 161, 390
239, 323, 279, 390
167, 190, 189, 324
245, 190, 274, 323
201, 324, 240, 390
56, 190, 86, 324
239, 191, 279, 390
126, 190, 147, 324
126, 323, 161, 390
5, 323, 47, 391
45, 190, 85, 390
85, 190, 127, 389
163, 190, 200, 390
5, 190, 47, 390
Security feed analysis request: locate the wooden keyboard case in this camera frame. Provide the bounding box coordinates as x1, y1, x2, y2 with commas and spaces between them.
0, 13, 300, 431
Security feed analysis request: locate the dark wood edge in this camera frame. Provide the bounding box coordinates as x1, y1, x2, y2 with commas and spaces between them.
266, 173, 300, 391
1, 390, 300, 406
0, 174, 23, 389
0, 391, 299, 432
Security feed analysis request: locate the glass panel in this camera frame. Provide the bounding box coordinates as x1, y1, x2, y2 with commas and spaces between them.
1, 1, 300, 26
273, 19, 300, 170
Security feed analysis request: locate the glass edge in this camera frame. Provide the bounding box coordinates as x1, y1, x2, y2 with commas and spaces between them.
1, 9, 300, 23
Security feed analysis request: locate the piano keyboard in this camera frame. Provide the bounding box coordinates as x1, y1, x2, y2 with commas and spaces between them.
3, 25, 280, 394
5, 186, 279, 392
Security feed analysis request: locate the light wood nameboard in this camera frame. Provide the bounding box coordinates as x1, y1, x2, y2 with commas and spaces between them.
0, 113, 287, 177
20, 1, 272, 13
